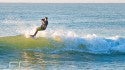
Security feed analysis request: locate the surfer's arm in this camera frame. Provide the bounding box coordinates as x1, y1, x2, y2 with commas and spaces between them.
41, 21, 44, 24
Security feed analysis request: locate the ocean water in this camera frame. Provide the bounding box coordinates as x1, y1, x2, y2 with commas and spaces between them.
0, 3, 125, 70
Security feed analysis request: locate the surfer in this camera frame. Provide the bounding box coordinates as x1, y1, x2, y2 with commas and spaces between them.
31, 17, 48, 37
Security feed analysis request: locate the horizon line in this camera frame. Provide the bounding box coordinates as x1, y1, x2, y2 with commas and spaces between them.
0, 2, 125, 3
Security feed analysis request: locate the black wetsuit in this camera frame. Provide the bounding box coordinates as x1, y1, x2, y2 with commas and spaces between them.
41, 20, 48, 30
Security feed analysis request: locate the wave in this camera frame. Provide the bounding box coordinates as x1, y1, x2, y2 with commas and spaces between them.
50, 34, 125, 55
0, 31, 125, 55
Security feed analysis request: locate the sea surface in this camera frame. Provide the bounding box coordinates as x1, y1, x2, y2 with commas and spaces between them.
0, 3, 125, 70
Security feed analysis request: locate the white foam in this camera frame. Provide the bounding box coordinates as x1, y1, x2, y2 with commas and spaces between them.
47, 31, 125, 54
86, 34, 97, 39
36, 31, 47, 37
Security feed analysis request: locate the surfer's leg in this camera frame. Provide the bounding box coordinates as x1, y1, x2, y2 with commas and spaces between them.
33, 30, 38, 37
31, 28, 39, 37
32, 27, 42, 37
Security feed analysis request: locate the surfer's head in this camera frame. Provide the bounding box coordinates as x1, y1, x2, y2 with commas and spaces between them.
41, 19, 44, 21
45, 17, 48, 20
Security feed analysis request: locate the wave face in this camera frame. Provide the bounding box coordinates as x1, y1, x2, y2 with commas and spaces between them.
1, 33, 125, 55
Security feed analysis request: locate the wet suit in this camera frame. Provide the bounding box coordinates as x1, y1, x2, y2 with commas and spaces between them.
37, 20, 48, 31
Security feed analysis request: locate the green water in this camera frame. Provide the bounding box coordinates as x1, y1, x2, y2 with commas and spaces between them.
0, 35, 53, 49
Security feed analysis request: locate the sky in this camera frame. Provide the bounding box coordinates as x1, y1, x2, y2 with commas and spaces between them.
0, 0, 125, 3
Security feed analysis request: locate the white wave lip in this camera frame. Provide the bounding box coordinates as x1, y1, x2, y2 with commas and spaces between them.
22, 28, 125, 54
50, 32, 125, 54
